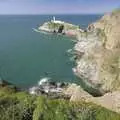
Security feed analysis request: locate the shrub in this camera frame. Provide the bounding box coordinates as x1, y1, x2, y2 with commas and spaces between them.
0, 87, 120, 120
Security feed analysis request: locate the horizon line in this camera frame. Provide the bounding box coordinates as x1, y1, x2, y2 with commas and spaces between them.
0, 13, 104, 15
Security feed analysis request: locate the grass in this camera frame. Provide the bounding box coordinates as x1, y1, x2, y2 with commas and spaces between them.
0, 86, 120, 120
47, 21, 79, 31
112, 8, 120, 15
48, 22, 61, 30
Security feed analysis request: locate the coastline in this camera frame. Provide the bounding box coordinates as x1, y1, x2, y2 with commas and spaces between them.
0, 12, 119, 118
36, 11, 120, 113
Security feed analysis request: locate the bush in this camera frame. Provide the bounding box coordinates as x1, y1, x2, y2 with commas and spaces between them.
0, 87, 120, 120
0, 92, 35, 120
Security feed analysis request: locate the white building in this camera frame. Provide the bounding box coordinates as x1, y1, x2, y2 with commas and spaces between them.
51, 16, 64, 24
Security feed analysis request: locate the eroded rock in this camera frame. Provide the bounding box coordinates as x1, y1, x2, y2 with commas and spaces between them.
29, 78, 69, 99
73, 11, 120, 94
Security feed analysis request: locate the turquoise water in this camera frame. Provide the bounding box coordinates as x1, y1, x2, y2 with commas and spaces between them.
0, 15, 101, 88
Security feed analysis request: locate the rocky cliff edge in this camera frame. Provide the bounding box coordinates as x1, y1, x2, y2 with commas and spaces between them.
73, 10, 120, 95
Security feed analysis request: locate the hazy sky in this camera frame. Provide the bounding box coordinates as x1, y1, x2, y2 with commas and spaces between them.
0, 0, 120, 14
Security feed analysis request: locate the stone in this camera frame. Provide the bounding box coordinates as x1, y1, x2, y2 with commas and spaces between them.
64, 84, 92, 102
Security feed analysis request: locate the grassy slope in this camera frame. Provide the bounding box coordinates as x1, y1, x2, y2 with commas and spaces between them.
47, 21, 79, 31
0, 86, 120, 120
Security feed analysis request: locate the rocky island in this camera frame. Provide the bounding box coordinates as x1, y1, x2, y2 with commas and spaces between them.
37, 16, 82, 37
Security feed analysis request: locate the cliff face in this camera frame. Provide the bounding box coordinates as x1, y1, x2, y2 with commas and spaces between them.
74, 11, 120, 94
94, 11, 120, 49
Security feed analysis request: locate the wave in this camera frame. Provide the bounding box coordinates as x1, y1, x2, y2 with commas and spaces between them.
32, 28, 53, 35
29, 77, 51, 95
38, 77, 51, 86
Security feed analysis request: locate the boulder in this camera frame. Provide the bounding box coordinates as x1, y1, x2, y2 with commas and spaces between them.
64, 84, 92, 102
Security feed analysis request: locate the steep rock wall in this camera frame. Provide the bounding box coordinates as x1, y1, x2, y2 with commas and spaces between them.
74, 11, 120, 94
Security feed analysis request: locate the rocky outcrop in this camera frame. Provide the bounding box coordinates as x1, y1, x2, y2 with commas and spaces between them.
38, 21, 81, 37
73, 31, 105, 95
73, 10, 120, 95
92, 91, 120, 113
63, 83, 120, 113
93, 11, 120, 49
29, 78, 70, 99
63, 84, 92, 101
64, 84, 120, 113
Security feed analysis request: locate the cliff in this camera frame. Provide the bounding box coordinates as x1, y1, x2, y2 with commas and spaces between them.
35, 12, 120, 113
73, 10, 120, 95
93, 10, 120, 49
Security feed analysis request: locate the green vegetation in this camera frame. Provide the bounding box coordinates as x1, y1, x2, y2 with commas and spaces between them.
47, 21, 79, 31
112, 8, 120, 15
65, 23, 79, 30
0, 86, 120, 120
48, 22, 62, 30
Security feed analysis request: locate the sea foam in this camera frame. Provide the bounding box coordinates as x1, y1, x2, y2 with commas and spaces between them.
38, 77, 51, 86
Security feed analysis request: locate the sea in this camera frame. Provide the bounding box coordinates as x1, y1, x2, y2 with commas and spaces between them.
0, 15, 102, 88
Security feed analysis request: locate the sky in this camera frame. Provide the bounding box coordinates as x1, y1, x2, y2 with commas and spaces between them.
0, 0, 120, 14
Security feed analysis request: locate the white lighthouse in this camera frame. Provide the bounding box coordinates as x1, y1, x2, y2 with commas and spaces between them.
51, 16, 64, 24
53, 16, 56, 22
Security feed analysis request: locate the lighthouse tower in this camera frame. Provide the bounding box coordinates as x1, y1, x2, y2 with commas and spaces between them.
53, 16, 56, 22
51, 16, 64, 24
